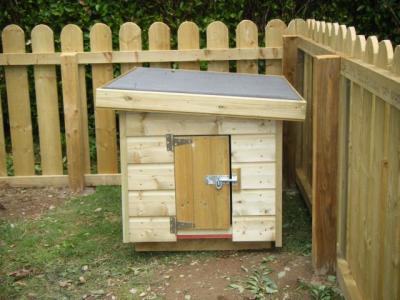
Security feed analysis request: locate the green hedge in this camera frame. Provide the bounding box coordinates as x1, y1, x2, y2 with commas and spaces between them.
1, 0, 399, 49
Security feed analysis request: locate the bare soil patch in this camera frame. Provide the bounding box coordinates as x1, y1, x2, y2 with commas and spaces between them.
0, 184, 78, 221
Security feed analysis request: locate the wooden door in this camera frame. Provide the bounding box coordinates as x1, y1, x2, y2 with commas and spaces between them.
174, 135, 230, 230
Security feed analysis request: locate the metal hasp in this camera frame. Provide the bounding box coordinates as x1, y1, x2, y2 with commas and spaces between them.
205, 175, 238, 190
166, 134, 192, 151
170, 216, 193, 233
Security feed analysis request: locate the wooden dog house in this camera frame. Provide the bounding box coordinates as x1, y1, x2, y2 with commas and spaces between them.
96, 67, 305, 251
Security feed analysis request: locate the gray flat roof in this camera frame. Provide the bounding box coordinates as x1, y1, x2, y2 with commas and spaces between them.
104, 67, 300, 101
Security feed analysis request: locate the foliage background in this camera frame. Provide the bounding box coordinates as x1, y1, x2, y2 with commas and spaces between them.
1, 0, 399, 48
0, 0, 399, 173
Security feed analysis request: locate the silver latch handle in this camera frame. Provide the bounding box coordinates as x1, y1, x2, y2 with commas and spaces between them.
205, 175, 237, 190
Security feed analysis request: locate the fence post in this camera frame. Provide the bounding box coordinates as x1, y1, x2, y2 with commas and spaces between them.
61, 53, 85, 192
282, 35, 300, 187
312, 54, 341, 274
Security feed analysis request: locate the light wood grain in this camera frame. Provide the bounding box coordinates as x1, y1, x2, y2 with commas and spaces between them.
2, 25, 35, 175
149, 22, 170, 68
61, 24, 91, 173
232, 190, 275, 216
207, 21, 229, 72
231, 134, 275, 162
236, 20, 258, 74
232, 216, 275, 242
232, 162, 275, 189
60, 54, 85, 191
127, 164, 174, 190
192, 136, 230, 229
129, 217, 176, 242
275, 120, 283, 247
265, 19, 286, 75
90, 23, 118, 174
126, 136, 173, 164
96, 88, 306, 121
119, 22, 142, 73
119, 112, 129, 242
128, 191, 175, 217
0, 93, 6, 176
31, 24, 63, 175
178, 21, 199, 70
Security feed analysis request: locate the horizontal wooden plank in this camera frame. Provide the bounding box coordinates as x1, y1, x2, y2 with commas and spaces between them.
232, 190, 275, 216
232, 162, 275, 189
231, 134, 276, 162
0, 174, 121, 187
127, 164, 174, 190
341, 57, 400, 111
297, 36, 336, 56
135, 239, 273, 251
232, 216, 275, 242
128, 190, 175, 216
124, 112, 276, 136
0, 48, 282, 66
97, 88, 306, 121
126, 136, 172, 163
129, 217, 176, 242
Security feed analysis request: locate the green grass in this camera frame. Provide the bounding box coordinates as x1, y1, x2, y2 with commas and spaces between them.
0, 186, 209, 299
0, 186, 312, 299
282, 189, 312, 255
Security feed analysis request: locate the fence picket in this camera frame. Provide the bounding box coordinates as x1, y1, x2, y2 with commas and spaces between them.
90, 23, 118, 174
384, 44, 400, 300
31, 25, 63, 175
294, 18, 307, 36
149, 22, 170, 68
119, 22, 142, 73
206, 21, 229, 72
373, 40, 395, 300
0, 93, 5, 176
286, 19, 296, 34
236, 20, 258, 74
1, 25, 35, 175
329, 23, 339, 49
265, 19, 286, 75
178, 21, 200, 70
323, 23, 332, 46
314, 21, 320, 41
61, 24, 91, 174
344, 27, 356, 57
336, 25, 347, 53
359, 35, 378, 297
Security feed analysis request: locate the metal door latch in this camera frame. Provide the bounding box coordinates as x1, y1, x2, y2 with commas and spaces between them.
205, 175, 238, 190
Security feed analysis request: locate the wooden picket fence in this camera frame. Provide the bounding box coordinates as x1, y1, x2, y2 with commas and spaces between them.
285, 19, 400, 300
0, 19, 289, 188
1, 17, 400, 299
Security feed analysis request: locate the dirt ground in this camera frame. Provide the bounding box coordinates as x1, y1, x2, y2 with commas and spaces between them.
152, 251, 316, 299
0, 184, 92, 220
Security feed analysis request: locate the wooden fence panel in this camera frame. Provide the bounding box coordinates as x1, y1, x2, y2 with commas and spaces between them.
1, 25, 35, 175
60, 24, 91, 174
178, 21, 199, 70
236, 20, 258, 74
265, 19, 286, 75
119, 22, 142, 74
206, 21, 229, 72
90, 23, 118, 174
31, 24, 63, 175
148, 22, 170, 69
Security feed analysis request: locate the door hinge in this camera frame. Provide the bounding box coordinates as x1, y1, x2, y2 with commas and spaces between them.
166, 134, 192, 151
170, 216, 193, 233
